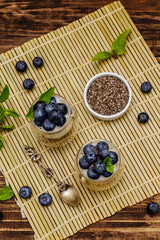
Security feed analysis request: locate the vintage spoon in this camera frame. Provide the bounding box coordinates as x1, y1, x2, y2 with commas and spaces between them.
24, 145, 80, 206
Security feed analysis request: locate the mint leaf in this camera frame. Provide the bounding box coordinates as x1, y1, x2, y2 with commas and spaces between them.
0, 85, 9, 103
0, 125, 14, 131
91, 51, 113, 61
25, 105, 34, 119
106, 163, 114, 173
0, 105, 5, 124
103, 157, 112, 164
111, 29, 131, 56
0, 136, 3, 150
5, 109, 20, 118
0, 186, 14, 201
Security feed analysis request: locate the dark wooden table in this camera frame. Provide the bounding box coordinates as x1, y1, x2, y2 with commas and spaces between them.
0, 0, 160, 239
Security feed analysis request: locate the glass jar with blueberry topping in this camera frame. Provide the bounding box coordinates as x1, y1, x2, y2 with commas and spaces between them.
75, 139, 124, 191
30, 94, 79, 147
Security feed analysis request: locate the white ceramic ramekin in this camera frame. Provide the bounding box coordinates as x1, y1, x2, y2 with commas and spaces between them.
84, 72, 132, 120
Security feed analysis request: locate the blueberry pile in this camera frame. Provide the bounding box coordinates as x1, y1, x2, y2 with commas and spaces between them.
33, 97, 68, 131
79, 141, 118, 180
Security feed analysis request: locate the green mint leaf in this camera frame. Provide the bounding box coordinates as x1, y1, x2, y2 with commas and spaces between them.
5, 109, 20, 118
25, 105, 34, 119
0, 125, 14, 131
0, 186, 14, 201
103, 157, 112, 164
111, 29, 131, 56
0, 136, 3, 150
106, 164, 114, 174
91, 51, 113, 61
0, 85, 9, 103
0, 105, 5, 124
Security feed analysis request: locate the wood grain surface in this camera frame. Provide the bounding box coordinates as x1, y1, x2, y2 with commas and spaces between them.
0, 0, 160, 239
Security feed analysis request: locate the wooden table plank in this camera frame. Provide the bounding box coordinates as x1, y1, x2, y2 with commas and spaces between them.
0, 0, 160, 239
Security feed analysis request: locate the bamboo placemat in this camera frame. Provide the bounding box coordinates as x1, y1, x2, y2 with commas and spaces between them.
0, 1, 160, 239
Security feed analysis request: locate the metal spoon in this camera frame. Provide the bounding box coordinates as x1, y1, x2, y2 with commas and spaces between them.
24, 145, 80, 206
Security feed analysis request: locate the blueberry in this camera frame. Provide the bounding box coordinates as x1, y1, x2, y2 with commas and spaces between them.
43, 119, 55, 131
83, 144, 95, 155
39, 193, 52, 206
86, 152, 97, 163
103, 171, 112, 178
33, 57, 43, 68
34, 108, 46, 122
50, 97, 57, 104
48, 110, 62, 124
34, 118, 43, 127
98, 149, 110, 160
87, 167, 100, 180
141, 82, 152, 93
96, 141, 109, 152
94, 161, 106, 174
57, 103, 68, 115
34, 101, 46, 111
23, 79, 35, 90
138, 112, 149, 123
45, 103, 58, 115
19, 186, 32, 199
57, 116, 66, 127
0, 211, 3, 220
16, 61, 27, 72
147, 202, 159, 214
79, 156, 90, 169
109, 151, 118, 165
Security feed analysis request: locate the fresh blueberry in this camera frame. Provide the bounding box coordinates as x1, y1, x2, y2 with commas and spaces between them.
39, 193, 52, 206
138, 112, 149, 123
94, 161, 106, 174
33, 57, 43, 68
86, 152, 97, 163
34, 118, 43, 127
57, 116, 66, 127
45, 103, 58, 115
34, 101, 46, 111
109, 151, 118, 165
87, 167, 100, 180
83, 144, 95, 155
96, 141, 109, 152
0, 211, 3, 220
57, 103, 68, 115
141, 82, 152, 93
103, 171, 112, 178
50, 97, 57, 104
147, 202, 159, 214
23, 79, 35, 90
43, 119, 55, 131
34, 108, 46, 122
16, 61, 27, 72
48, 110, 62, 123
98, 149, 110, 160
19, 186, 32, 199
79, 156, 90, 169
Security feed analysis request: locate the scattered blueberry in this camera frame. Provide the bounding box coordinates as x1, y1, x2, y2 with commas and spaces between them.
42, 119, 55, 131
57, 116, 66, 127
34, 108, 46, 122
94, 161, 106, 174
19, 186, 32, 199
34, 118, 43, 127
141, 82, 152, 93
109, 151, 118, 165
83, 144, 95, 155
39, 193, 52, 206
33, 57, 43, 68
87, 167, 100, 180
147, 202, 159, 214
48, 110, 62, 123
98, 149, 110, 160
103, 171, 112, 178
57, 103, 68, 115
86, 152, 97, 163
45, 103, 58, 115
34, 101, 46, 111
96, 141, 109, 152
23, 78, 35, 90
16, 61, 27, 72
138, 112, 149, 123
79, 156, 90, 169
0, 211, 3, 220
50, 97, 57, 104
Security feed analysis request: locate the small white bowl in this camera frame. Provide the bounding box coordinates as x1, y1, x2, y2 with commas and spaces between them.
84, 72, 132, 121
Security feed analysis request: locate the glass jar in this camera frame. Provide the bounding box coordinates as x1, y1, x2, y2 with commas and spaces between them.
75, 139, 124, 191
30, 95, 79, 148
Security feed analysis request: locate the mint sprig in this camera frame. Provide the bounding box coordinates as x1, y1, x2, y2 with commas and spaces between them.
0, 186, 14, 201
5, 109, 20, 118
0, 136, 3, 150
0, 85, 9, 103
103, 157, 114, 173
0, 125, 14, 131
91, 29, 131, 61
26, 87, 55, 119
